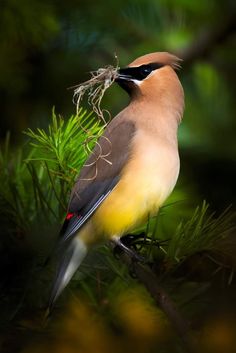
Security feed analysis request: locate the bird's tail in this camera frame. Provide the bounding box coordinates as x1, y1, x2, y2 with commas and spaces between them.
47, 237, 87, 314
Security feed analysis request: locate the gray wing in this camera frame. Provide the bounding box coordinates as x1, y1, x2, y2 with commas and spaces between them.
60, 117, 136, 240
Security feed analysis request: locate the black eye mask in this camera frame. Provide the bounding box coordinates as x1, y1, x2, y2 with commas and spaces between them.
118, 62, 164, 81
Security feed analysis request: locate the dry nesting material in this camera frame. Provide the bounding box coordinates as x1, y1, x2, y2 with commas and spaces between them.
72, 65, 119, 125
71, 63, 119, 163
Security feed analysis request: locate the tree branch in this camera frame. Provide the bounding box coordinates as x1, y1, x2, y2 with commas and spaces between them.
119, 251, 197, 353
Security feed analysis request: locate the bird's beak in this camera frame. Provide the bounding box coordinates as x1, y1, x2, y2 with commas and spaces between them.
115, 67, 133, 82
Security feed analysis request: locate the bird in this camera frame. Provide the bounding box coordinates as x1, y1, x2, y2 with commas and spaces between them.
48, 52, 185, 309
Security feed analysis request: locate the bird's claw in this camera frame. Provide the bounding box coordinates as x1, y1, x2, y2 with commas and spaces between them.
112, 236, 146, 263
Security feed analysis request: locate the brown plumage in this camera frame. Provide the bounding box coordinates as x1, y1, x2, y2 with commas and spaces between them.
48, 52, 185, 308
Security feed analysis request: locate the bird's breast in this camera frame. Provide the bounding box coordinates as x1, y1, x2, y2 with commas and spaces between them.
92, 132, 179, 237
124, 135, 180, 208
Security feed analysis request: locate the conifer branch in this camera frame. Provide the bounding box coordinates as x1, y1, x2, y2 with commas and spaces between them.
118, 251, 197, 353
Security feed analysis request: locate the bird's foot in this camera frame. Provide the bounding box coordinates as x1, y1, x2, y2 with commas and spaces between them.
119, 233, 169, 249
112, 236, 146, 263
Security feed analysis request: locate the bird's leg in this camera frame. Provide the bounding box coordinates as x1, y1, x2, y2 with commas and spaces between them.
111, 236, 146, 263
119, 233, 146, 248
120, 233, 169, 249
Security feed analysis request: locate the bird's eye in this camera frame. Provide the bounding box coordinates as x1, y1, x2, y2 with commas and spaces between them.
140, 65, 152, 78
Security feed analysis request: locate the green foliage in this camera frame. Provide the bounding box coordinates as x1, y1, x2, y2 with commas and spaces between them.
0, 132, 32, 235
164, 201, 235, 264
0, 110, 102, 236
128, 200, 236, 277
25, 108, 101, 187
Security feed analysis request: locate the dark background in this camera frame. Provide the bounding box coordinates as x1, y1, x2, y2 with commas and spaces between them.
0, 1, 236, 352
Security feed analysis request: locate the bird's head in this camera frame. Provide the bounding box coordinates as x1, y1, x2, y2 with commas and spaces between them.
116, 52, 184, 121
116, 52, 182, 93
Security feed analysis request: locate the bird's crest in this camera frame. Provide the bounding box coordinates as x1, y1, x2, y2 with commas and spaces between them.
128, 52, 182, 70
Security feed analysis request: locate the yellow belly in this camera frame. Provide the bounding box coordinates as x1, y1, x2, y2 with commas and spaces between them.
92, 166, 176, 238
92, 178, 151, 236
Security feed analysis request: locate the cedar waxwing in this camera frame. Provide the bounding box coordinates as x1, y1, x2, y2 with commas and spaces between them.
49, 52, 184, 308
